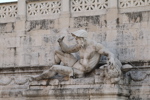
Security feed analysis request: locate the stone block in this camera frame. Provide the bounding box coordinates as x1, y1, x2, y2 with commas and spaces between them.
122, 14, 130, 24
20, 35, 42, 47
23, 84, 129, 100
26, 20, 54, 32
44, 52, 54, 66
24, 54, 31, 66
141, 22, 148, 28
30, 52, 39, 66
0, 51, 3, 67
0, 23, 15, 33
30, 79, 59, 86
136, 39, 148, 46
30, 35, 42, 47
117, 47, 137, 62
59, 17, 70, 29
142, 12, 149, 22
107, 9, 118, 22
38, 52, 46, 66
0, 38, 4, 48
90, 95, 128, 100
2, 48, 15, 67
5, 37, 20, 48
60, 77, 95, 85
15, 21, 26, 32
20, 36, 30, 47
95, 75, 103, 84
106, 30, 118, 42
108, 0, 117, 8
15, 47, 33, 67
42, 34, 58, 46
136, 46, 148, 61
131, 23, 140, 29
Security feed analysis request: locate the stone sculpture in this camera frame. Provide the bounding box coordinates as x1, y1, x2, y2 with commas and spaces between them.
98, 58, 122, 84
30, 29, 122, 83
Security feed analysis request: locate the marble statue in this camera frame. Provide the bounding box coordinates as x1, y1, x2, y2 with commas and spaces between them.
30, 30, 122, 82
99, 58, 122, 84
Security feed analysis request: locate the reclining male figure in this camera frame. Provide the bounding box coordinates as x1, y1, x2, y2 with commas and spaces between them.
31, 30, 119, 81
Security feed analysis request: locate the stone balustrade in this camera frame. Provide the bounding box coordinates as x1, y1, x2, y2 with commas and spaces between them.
0, 2, 17, 23
119, 0, 150, 8
0, 0, 150, 100
0, 0, 150, 22
27, 0, 61, 20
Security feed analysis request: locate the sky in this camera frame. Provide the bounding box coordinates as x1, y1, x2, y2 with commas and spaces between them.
0, 0, 18, 3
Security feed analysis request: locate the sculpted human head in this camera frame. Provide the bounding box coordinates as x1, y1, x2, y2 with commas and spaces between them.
71, 30, 88, 47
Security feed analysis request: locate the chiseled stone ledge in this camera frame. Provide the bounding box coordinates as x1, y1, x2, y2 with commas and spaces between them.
23, 84, 129, 100
0, 78, 129, 100
0, 66, 48, 74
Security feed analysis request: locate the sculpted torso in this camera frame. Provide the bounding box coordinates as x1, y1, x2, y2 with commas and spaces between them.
73, 41, 100, 73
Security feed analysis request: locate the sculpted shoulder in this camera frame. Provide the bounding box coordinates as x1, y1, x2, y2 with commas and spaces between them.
87, 39, 102, 50
87, 39, 97, 46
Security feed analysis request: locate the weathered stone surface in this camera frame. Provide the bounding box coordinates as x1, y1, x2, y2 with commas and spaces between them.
0, 0, 150, 100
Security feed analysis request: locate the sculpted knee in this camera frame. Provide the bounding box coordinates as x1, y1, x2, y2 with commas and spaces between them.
50, 65, 59, 71
55, 50, 64, 56
50, 66, 55, 71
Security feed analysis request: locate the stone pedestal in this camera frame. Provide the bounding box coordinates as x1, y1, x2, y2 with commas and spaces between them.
23, 78, 129, 100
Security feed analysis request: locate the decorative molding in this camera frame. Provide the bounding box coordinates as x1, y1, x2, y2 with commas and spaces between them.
0, 77, 13, 85
0, 76, 30, 85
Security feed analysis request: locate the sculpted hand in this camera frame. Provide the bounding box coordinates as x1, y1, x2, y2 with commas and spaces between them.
58, 36, 65, 43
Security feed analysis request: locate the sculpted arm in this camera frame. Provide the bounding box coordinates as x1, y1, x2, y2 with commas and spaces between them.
95, 43, 115, 65
58, 36, 81, 53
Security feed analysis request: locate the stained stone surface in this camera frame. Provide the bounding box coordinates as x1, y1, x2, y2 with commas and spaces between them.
0, 0, 150, 100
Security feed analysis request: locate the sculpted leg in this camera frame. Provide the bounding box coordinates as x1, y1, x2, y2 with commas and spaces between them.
51, 65, 75, 77
51, 65, 84, 78
31, 70, 56, 81
31, 64, 83, 81
30, 50, 79, 81
55, 50, 77, 67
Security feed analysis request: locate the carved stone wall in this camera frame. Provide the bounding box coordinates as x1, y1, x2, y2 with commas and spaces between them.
0, 0, 150, 100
